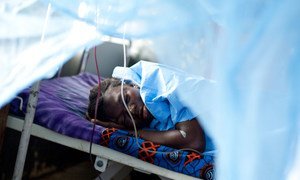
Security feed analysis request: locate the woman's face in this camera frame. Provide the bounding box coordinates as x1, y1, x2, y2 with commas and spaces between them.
102, 84, 153, 129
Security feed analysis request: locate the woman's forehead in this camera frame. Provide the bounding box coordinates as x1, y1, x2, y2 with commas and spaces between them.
103, 86, 124, 117
106, 86, 128, 99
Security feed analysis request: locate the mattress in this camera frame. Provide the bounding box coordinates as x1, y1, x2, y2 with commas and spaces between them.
9, 72, 214, 179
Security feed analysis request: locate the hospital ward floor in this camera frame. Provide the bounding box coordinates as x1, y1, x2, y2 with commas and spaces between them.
0, 129, 161, 180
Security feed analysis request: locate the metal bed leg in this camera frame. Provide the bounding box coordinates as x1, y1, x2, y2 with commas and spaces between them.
12, 81, 41, 180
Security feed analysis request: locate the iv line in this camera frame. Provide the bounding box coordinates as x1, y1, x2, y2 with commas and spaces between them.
119, 25, 202, 155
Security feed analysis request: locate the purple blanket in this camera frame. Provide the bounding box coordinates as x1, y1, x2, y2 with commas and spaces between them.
10, 72, 104, 143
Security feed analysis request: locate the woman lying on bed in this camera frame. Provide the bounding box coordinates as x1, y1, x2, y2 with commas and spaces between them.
86, 61, 215, 153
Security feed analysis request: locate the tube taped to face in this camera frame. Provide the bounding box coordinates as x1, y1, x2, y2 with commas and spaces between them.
112, 60, 216, 131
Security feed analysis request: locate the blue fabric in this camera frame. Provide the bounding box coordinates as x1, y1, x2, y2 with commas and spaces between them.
100, 128, 215, 179
112, 61, 216, 151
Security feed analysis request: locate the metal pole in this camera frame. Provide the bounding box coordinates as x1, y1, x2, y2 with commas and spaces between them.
12, 81, 40, 180
12, 3, 50, 179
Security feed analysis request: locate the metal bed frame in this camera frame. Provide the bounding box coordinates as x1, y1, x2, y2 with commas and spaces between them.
6, 81, 198, 180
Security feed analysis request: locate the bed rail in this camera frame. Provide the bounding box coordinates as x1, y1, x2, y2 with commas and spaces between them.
12, 81, 41, 180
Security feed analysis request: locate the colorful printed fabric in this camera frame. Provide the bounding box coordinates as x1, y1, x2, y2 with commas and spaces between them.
100, 128, 215, 179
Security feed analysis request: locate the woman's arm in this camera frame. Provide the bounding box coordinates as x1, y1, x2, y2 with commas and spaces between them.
131, 118, 206, 152
91, 117, 206, 152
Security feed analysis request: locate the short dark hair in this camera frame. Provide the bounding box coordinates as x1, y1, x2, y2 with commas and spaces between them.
87, 78, 121, 120
87, 77, 135, 120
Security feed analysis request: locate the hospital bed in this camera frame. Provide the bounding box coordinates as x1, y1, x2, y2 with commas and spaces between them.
5, 51, 215, 180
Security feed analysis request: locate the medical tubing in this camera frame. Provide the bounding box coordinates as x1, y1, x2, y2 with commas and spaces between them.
120, 25, 143, 150
89, 46, 102, 165
120, 26, 202, 155
120, 25, 141, 147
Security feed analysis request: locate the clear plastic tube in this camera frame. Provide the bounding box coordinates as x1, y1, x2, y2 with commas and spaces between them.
119, 25, 203, 155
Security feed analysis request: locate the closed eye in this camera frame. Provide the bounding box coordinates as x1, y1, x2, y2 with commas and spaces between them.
119, 89, 129, 105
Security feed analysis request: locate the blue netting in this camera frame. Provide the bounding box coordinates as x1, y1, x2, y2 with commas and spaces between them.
1, 0, 299, 179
